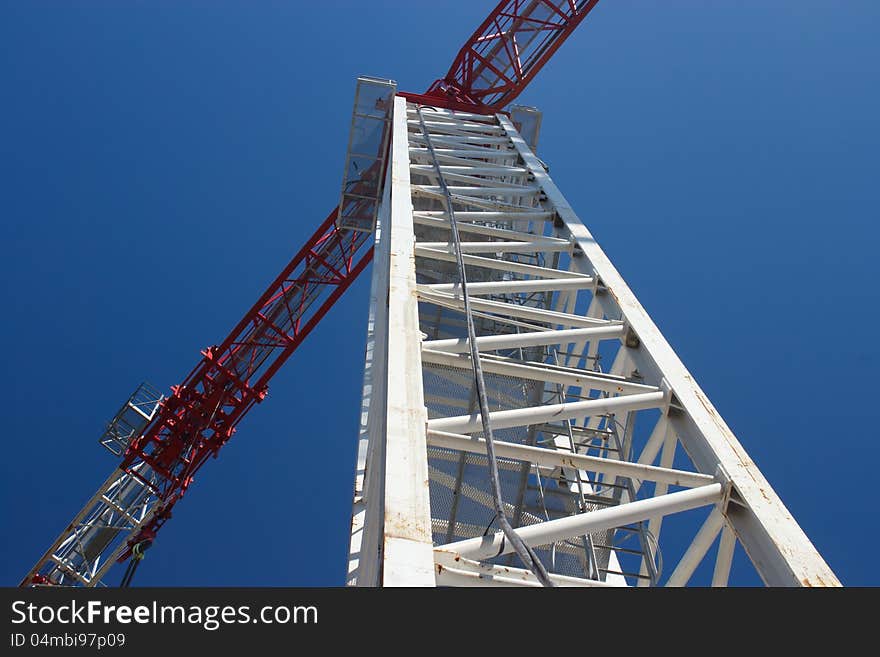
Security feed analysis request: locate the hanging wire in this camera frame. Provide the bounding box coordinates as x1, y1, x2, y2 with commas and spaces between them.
532, 462, 558, 573
414, 105, 554, 587
644, 527, 663, 583
119, 539, 151, 587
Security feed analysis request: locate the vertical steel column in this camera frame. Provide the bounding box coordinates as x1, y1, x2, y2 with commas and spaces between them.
347, 166, 393, 587
349, 97, 435, 586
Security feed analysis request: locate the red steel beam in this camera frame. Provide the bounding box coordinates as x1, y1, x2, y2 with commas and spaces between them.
117, 210, 374, 558
425, 0, 602, 110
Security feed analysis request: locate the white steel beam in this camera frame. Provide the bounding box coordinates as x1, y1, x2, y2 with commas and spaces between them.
411, 164, 527, 175
499, 112, 840, 587
421, 277, 591, 296
712, 524, 737, 587
638, 426, 677, 586
411, 215, 570, 246
407, 119, 499, 131
426, 429, 716, 489
422, 325, 622, 354
416, 240, 571, 254
427, 390, 667, 434
417, 289, 616, 329
409, 148, 517, 160
416, 246, 588, 280
409, 133, 511, 146
412, 169, 532, 188
412, 213, 558, 240
414, 185, 541, 197
436, 484, 724, 562
405, 107, 497, 122
665, 509, 725, 587
379, 96, 434, 586
413, 210, 553, 222
420, 348, 658, 395
433, 552, 615, 587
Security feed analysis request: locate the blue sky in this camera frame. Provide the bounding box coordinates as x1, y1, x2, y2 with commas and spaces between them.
1, 1, 877, 586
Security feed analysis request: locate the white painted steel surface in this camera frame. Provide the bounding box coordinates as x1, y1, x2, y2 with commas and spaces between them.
348, 102, 840, 587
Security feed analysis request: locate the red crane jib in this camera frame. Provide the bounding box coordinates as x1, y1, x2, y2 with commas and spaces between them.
117, 0, 600, 561
419, 0, 601, 109
117, 210, 373, 559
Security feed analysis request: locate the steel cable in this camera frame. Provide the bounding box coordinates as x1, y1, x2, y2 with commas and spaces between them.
415, 105, 554, 587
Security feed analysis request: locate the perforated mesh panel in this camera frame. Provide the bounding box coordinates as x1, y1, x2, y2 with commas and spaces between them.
422, 354, 623, 580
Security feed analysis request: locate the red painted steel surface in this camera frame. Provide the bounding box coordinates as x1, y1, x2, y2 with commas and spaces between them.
118, 211, 373, 557
425, 0, 601, 110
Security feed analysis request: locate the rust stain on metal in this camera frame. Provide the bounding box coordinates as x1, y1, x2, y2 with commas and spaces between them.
803, 574, 837, 587
385, 513, 431, 542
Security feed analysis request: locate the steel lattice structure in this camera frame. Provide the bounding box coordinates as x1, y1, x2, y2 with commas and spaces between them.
22, 1, 840, 587
347, 99, 839, 587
